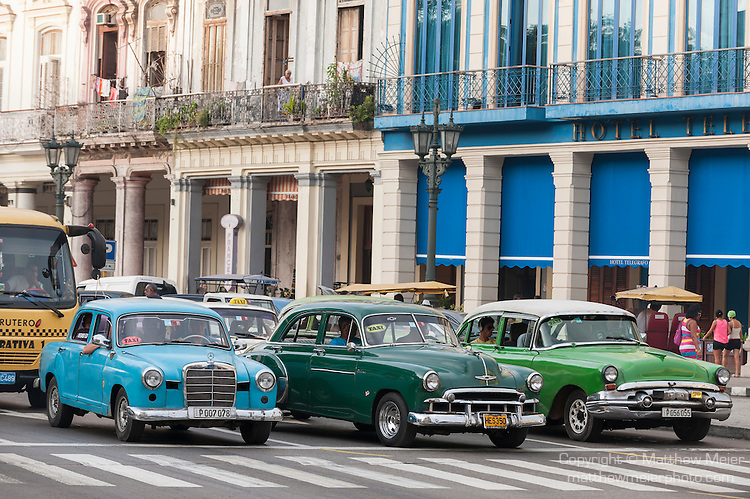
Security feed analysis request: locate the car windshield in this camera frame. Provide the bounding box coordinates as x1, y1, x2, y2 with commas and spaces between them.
117, 313, 230, 348
362, 313, 458, 346
0, 226, 76, 309
537, 315, 640, 347
212, 308, 277, 339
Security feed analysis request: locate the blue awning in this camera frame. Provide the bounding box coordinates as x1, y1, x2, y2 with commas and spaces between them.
416, 159, 467, 266
499, 156, 554, 268
589, 152, 650, 268
687, 148, 750, 267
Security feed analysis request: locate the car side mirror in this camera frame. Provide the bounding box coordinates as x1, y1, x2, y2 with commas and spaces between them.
92, 333, 111, 348
346, 342, 360, 352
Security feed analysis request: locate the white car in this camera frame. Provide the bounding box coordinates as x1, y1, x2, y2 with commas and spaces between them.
200, 299, 278, 354
77, 275, 178, 297
203, 292, 276, 311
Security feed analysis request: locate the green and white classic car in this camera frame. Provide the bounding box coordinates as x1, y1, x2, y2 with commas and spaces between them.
458, 299, 733, 442
249, 298, 545, 447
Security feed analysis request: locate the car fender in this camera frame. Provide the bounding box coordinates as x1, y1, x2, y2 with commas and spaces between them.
245, 350, 289, 404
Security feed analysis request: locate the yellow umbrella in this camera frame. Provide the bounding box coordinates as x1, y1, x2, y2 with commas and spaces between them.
337, 281, 456, 295
614, 285, 702, 303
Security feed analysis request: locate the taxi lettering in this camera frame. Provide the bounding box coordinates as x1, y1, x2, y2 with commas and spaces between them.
0, 340, 35, 349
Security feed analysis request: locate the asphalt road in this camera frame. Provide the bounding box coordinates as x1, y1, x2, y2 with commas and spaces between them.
2, 392, 750, 499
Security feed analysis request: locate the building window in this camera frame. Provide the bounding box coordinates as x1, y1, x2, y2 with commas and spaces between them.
39, 30, 62, 108
0, 37, 6, 111
415, 0, 462, 75
201, 218, 212, 241
588, 0, 642, 59
202, 0, 226, 92
96, 5, 119, 101
686, 0, 746, 50
144, 219, 158, 241
264, 14, 290, 86
497, 0, 549, 67
95, 219, 115, 240
337, 5, 363, 63
145, 0, 168, 87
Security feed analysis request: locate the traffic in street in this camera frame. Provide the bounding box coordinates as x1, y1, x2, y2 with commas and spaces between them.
2, 392, 750, 499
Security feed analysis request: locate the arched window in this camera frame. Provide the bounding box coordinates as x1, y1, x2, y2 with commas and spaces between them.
146, 0, 168, 87
39, 29, 62, 108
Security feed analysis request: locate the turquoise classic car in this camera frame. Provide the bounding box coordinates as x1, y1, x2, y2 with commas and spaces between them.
458, 299, 733, 442
249, 298, 545, 447
39, 298, 283, 443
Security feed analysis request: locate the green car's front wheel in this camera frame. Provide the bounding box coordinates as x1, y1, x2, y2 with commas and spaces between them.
487, 427, 528, 448
564, 389, 603, 442
375, 392, 416, 447
673, 418, 711, 441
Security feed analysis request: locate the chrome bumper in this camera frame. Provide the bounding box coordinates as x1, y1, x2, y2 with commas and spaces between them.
127, 406, 284, 422
408, 411, 546, 428
587, 384, 732, 421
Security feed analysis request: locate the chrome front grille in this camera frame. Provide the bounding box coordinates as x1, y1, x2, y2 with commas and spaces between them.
426, 388, 528, 415
183, 362, 236, 407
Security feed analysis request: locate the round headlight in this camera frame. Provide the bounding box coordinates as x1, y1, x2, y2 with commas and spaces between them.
603, 365, 619, 383
526, 372, 543, 393
142, 368, 163, 390
715, 367, 731, 386
256, 370, 276, 392
423, 371, 440, 392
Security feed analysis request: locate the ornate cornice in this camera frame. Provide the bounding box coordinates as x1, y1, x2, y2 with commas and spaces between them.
79, 6, 90, 43
166, 0, 178, 34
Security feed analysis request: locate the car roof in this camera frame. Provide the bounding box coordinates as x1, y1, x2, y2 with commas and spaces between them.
200, 302, 277, 315
281, 296, 440, 320
78, 297, 225, 320
469, 299, 634, 319
204, 292, 273, 300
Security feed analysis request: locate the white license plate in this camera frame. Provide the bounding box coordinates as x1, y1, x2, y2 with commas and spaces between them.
662, 407, 692, 418
188, 407, 236, 419
0, 372, 15, 384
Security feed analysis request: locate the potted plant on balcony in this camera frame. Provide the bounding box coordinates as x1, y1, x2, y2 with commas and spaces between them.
349, 95, 375, 130
281, 96, 306, 121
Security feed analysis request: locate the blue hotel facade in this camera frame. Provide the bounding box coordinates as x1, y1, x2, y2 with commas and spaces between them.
373, 0, 750, 328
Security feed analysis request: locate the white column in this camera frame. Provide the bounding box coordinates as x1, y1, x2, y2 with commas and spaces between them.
70, 176, 99, 283
167, 178, 203, 293
230, 175, 268, 275
294, 173, 319, 298
374, 156, 418, 284
463, 153, 503, 313
370, 170, 383, 280
645, 147, 691, 289
550, 151, 593, 300
8, 183, 38, 210
121, 176, 151, 276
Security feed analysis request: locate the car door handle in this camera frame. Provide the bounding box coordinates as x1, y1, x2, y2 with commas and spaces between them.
313, 348, 325, 355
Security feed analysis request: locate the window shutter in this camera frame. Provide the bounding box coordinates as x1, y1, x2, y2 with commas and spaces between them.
337, 7, 361, 63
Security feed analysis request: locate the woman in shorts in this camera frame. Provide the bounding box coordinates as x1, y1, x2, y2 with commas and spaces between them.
703, 309, 728, 365
726, 310, 743, 377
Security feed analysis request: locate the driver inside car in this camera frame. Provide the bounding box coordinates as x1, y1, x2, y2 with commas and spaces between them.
8, 264, 43, 292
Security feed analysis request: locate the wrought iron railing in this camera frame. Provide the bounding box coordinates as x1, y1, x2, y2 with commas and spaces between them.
552, 47, 750, 103
0, 82, 375, 145
376, 66, 548, 115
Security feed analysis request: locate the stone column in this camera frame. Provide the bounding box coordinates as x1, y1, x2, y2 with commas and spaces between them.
8, 183, 38, 210
370, 170, 383, 280
550, 151, 593, 300
113, 175, 151, 277
294, 173, 319, 298
645, 147, 691, 289
463, 153, 503, 313
373, 156, 418, 284
70, 176, 99, 283
167, 178, 204, 292
230, 175, 268, 276
318, 173, 338, 289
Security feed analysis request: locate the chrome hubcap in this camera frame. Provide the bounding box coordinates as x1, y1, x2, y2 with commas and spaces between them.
569, 398, 588, 434
378, 401, 400, 439
49, 387, 58, 417
116, 398, 128, 431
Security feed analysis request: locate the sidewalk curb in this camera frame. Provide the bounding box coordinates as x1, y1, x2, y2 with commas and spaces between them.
709, 424, 750, 440
728, 387, 750, 397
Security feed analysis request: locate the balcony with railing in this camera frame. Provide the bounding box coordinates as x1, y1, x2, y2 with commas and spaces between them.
549, 47, 750, 118
375, 66, 548, 127
0, 82, 375, 146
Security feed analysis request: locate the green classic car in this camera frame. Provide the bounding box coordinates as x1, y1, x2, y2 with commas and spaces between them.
458, 299, 733, 442
249, 298, 545, 447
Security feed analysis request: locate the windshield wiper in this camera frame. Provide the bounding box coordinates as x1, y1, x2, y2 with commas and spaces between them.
605, 335, 638, 342
15, 291, 63, 318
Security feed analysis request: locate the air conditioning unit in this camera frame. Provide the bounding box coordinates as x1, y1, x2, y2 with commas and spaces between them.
96, 13, 115, 26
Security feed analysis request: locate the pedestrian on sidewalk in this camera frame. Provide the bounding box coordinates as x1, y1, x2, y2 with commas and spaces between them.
727, 310, 743, 377
679, 304, 702, 359
703, 309, 729, 365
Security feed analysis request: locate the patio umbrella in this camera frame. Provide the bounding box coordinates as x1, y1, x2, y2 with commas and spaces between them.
614, 285, 702, 303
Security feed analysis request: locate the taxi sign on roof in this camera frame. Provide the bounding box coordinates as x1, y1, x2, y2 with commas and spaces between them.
229, 297, 248, 305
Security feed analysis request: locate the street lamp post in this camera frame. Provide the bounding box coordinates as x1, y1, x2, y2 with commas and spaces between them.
44, 134, 82, 221
410, 98, 463, 288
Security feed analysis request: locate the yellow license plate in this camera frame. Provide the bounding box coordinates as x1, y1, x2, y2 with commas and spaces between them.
483, 414, 508, 429
690, 391, 703, 399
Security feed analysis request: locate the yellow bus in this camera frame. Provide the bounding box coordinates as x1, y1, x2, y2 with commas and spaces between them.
0, 207, 105, 407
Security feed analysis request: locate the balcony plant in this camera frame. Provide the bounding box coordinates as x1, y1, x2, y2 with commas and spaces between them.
325, 62, 355, 115
156, 101, 207, 134
349, 95, 375, 130
281, 96, 306, 121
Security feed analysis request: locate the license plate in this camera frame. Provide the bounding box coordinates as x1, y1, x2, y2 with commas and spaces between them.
0, 372, 15, 384
483, 414, 508, 429
662, 407, 692, 418
188, 407, 235, 419
690, 391, 703, 399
